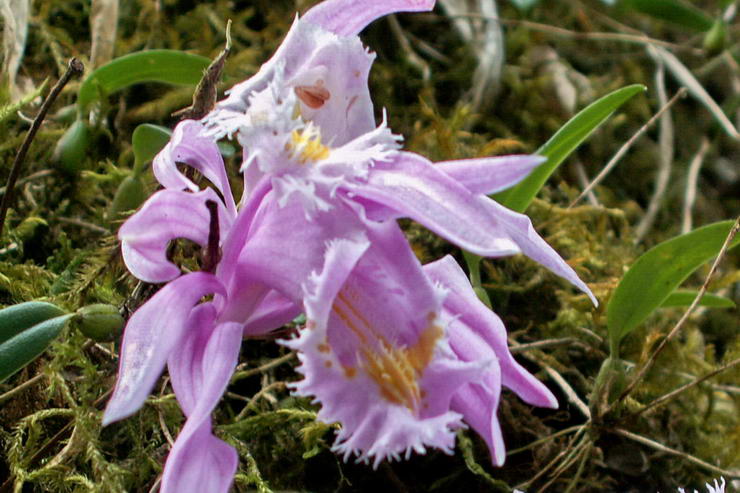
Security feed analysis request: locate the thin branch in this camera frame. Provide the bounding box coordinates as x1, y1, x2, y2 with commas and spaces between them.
0, 58, 84, 241
568, 88, 687, 209
682, 138, 711, 234
613, 428, 740, 478
0, 373, 45, 405
507, 424, 584, 456
232, 352, 295, 383
544, 366, 591, 419
0, 169, 53, 196
635, 52, 674, 243
444, 14, 703, 55
510, 337, 578, 353
612, 216, 740, 410
630, 357, 740, 418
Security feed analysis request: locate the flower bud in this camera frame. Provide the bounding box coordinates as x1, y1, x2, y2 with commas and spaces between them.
703, 19, 727, 56
53, 119, 91, 175
74, 304, 124, 342
109, 174, 147, 220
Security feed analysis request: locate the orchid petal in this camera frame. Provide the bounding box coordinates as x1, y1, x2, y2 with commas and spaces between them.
119, 188, 231, 283
209, 17, 375, 146
450, 381, 506, 466
476, 198, 598, 305
425, 256, 558, 408
354, 152, 521, 256
238, 193, 369, 300
358, 153, 596, 303
103, 272, 225, 425
243, 290, 302, 336
286, 221, 483, 466
303, 0, 436, 37
160, 421, 237, 493
153, 120, 236, 217
162, 321, 243, 493
435, 155, 544, 195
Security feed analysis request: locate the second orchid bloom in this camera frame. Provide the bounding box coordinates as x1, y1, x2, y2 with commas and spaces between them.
104, 0, 596, 491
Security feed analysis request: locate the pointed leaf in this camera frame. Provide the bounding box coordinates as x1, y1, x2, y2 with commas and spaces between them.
496, 84, 646, 213
132, 123, 172, 173
625, 0, 713, 32
607, 220, 740, 351
0, 314, 73, 382
0, 301, 67, 345
661, 290, 735, 309
77, 50, 211, 111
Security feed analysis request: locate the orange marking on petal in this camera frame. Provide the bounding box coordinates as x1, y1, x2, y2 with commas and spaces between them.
324, 360, 333, 368
318, 343, 330, 353
295, 84, 331, 109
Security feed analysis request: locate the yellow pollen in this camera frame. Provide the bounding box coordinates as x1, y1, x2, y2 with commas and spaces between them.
290, 128, 330, 164
331, 288, 443, 413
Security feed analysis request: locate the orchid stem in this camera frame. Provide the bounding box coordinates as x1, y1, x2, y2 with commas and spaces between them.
0, 58, 83, 241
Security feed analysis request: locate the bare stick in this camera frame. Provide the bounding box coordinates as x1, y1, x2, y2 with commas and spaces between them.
0, 58, 84, 241
611, 216, 740, 410
682, 138, 711, 234
568, 88, 687, 209
614, 428, 740, 478
631, 357, 740, 418
445, 14, 702, 54
544, 366, 591, 419
635, 53, 674, 243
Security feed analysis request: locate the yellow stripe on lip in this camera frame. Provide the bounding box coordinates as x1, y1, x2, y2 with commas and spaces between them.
329, 288, 443, 414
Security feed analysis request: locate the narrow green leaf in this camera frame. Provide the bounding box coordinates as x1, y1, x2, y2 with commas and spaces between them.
497, 84, 646, 213
607, 220, 740, 351
625, 0, 714, 31
0, 301, 67, 346
661, 290, 736, 309
77, 50, 211, 111
0, 314, 73, 382
132, 123, 172, 173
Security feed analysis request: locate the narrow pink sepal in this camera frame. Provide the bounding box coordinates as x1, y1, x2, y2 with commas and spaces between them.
102, 272, 225, 425
303, 0, 435, 36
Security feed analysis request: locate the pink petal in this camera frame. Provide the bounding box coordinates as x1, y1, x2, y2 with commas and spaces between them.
354, 152, 521, 256
425, 256, 558, 409
303, 0, 436, 36
285, 221, 482, 466
119, 188, 231, 283
435, 155, 544, 195
357, 152, 596, 303
153, 120, 236, 217
161, 321, 243, 493
103, 272, 225, 425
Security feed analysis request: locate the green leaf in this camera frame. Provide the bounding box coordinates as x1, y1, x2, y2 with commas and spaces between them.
624, 0, 714, 32
496, 84, 646, 213
77, 50, 211, 111
0, 314, 73, 382
607, 220, 740, 353
132, 123, 172, 173
0, 301, 67, 346
661, 290, 736, 309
